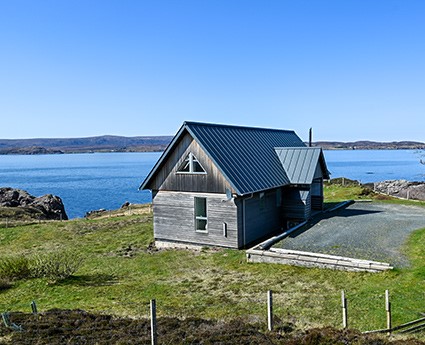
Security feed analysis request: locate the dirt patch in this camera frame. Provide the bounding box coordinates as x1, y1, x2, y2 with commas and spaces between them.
0, 310, 423, 344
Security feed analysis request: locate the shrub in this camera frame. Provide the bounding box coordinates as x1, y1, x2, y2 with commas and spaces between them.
0, 255, 31, 280
0, 277, 12, 290
31, 250, 84, 282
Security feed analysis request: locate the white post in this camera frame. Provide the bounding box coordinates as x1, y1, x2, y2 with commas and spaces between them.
341, 290, 348, 329
386, 290, 391, 335
150, 299, 157, 345
267, 290, 273, 331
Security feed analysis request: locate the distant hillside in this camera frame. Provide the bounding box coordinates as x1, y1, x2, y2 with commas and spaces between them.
0, 135, 173, 154
312, 141, 425, 150
1, 136, 424, 155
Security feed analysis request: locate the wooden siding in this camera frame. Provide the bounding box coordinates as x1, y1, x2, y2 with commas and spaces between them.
237, 190, 282, 248
153, 191, 239, 248
147, 132, 233, 194
282, 187, 311, 221
311, 163, 324, 210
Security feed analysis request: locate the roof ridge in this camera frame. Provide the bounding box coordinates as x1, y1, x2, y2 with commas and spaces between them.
184, 121, 295, 133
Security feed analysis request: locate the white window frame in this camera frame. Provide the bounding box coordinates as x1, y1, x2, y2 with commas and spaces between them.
194, 197, 208, 233
177, 152, 207, 174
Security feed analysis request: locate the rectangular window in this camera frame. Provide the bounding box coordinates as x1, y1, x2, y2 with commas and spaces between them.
194, 197, 208, 232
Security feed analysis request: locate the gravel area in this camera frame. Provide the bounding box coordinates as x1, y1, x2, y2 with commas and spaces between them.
273, 202, 425, 267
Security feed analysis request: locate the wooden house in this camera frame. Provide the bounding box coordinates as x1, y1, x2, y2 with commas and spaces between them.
140, 122, 330, 249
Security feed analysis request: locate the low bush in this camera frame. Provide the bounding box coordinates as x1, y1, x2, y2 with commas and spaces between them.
0, 277, 12, 290
30, 250, 84, 282
0, 255, 31, 280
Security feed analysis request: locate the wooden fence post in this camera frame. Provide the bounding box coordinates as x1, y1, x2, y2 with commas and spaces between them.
341, 290, 348, 329
30, 301, 38, 314
150, 299, 157, 345
267, 290, 273, 331
386, 290, 392, 335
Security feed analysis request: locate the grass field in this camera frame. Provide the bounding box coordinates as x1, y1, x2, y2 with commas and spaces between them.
1, 186, 425, 337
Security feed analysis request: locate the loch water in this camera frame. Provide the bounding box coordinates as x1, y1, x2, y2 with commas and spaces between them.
325, 149, 425, 183
0, 150, 424, 218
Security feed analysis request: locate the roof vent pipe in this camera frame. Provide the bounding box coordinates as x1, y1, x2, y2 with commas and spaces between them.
309, 128, 313, 147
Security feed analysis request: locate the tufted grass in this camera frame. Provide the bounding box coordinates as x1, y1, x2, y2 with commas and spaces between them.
0, 198, 425, 338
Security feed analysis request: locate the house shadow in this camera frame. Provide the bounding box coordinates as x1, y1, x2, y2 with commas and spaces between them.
288, 202, 382, 238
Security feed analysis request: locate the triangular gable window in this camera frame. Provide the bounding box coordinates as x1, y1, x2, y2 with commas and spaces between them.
177, 152, 206, 174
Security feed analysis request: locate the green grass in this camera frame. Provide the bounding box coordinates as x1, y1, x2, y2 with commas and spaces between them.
1, 197, 425, 336
324, 182, 425, 207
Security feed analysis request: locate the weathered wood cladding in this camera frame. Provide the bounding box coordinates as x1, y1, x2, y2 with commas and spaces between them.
153, 191, 238, 248
147, 132, 233, 194
282, 187, 311, 221
311, 163, 325, 210
237, 189, 282, 248
311, 178, 323, 210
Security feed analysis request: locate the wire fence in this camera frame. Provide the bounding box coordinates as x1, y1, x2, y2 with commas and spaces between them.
1, 289, 425, 344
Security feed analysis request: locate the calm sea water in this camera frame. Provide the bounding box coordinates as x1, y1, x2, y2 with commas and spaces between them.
0, 150, 424, 219
324, 149, 425, 183
0, 152, 161, 219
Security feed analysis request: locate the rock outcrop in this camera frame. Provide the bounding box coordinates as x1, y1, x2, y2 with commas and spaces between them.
0, 188, 68, 220
374, 180, 425, 201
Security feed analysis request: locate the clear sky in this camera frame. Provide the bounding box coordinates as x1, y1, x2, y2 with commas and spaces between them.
0, 0, 424, 142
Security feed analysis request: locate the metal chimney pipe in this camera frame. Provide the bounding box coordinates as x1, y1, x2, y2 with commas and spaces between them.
309, 128, 313, 147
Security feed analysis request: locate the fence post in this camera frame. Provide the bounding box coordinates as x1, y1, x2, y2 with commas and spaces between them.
267, 290, 273, 331
341, 290, 348, 329
31, 301, 38, 314
150, 299, 157, 345
386, 290, 391, 335
5, 218, 8, 228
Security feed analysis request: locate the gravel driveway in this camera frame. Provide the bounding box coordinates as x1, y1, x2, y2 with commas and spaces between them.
273, 202, 425, 267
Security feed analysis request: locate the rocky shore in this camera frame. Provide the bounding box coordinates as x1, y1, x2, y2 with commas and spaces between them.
0, 188, 68, 220
373, 180, 425, 201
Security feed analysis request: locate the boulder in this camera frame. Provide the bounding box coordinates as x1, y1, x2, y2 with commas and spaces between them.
0, 187, 68, 220
120, 201, 130, 209
85, 209, 106, 218
373, 180, 425, 201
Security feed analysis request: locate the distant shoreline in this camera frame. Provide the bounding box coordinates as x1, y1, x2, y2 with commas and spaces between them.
0, 135, 424, 155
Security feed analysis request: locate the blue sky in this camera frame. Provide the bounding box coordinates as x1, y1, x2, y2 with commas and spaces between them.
0, 0, 424, 142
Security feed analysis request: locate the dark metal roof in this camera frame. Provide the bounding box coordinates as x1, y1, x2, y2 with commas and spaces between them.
274, 147, 330, 184
140, 121, 307, 195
